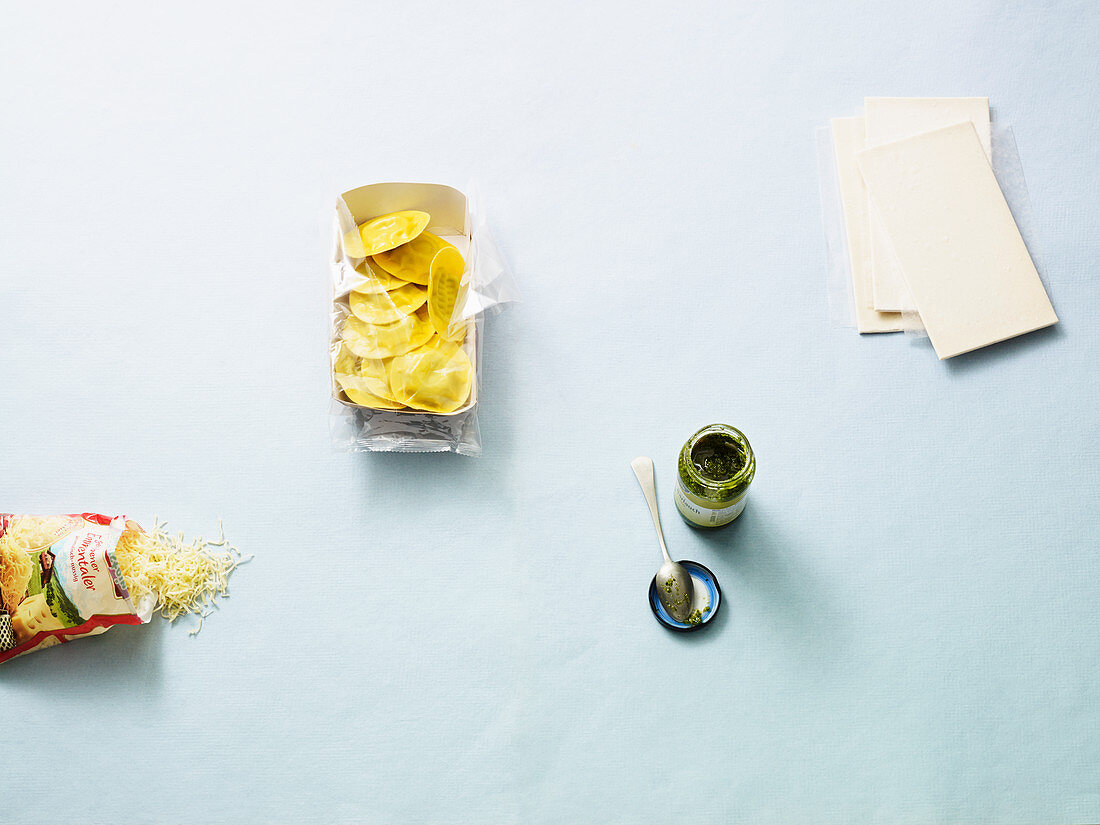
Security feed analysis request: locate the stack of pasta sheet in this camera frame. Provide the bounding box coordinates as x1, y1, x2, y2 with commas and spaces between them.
829, 97, 1057, 359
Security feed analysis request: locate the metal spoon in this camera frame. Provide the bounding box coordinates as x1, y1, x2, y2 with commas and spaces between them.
630, 456, 695, 623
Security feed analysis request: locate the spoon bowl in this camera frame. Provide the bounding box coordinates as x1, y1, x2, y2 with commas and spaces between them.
648, 560, 721, 630
655, 559, 694, 622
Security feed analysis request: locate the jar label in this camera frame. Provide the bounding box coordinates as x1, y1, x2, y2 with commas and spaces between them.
674, 485, 747, 527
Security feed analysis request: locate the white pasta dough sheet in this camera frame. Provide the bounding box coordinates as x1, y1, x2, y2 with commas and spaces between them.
864, 97, 991, 314
856, 122, 1057, 359
829, 117, 903, 334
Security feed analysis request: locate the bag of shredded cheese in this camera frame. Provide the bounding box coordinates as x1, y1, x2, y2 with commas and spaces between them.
0, 514, 150, 663
0, 513, 244, 665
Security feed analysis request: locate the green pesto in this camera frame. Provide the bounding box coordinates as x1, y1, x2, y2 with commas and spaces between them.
691, 433, 745, 480
686, 603, 712, 626
677, 424, 755, 503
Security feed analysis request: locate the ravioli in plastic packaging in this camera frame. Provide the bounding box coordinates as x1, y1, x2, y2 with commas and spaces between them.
349, 283, 427, 325
343, 385, 406, 410
344, 210, 431, 259
352, 258, 410, 294
372, 231, 457, 286
341, 311, 434, 360
427, 247, 470, 340
333, 346, 397, 403
387, 338, 473, 414
329, 182, 517, 456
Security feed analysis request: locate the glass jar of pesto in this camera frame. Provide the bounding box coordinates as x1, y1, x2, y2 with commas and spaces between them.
674, 424, 755, 528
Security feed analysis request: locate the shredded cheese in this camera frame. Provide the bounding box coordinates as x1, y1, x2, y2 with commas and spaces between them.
114, 519, 249, 635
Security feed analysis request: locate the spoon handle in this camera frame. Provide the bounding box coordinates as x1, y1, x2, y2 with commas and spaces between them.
630, 456, 673, 566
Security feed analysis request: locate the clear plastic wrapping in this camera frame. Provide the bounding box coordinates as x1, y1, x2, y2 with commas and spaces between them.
329, 183, 517, 456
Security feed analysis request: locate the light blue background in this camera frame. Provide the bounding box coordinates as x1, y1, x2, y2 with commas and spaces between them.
2, 2, 1098, 823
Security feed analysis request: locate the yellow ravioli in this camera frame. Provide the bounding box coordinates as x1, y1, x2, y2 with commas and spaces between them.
427, 246, 469, 339
371, 232, 459, 287
387, 337, 473, 413
349, 283, 427, 325
342, 228, 367, 259
341, 389, 407, 411
333, 345, 357, 377
343, 386, 406, 410
333, 345, 395, 401
447, 320, 473, 345
340, 310, 434, 360
357, 211, 430, 257
352, 258, 410, 294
